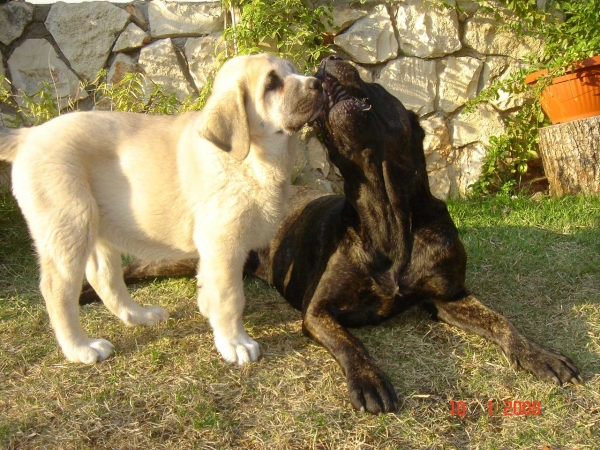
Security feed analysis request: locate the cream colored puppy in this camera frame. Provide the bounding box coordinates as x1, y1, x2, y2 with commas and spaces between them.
0, 54, 323, 365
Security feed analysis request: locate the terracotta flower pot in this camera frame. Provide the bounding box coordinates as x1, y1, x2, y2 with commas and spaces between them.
525, 55, 600, 124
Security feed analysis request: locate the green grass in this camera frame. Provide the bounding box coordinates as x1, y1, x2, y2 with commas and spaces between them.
1, 188, 599, 449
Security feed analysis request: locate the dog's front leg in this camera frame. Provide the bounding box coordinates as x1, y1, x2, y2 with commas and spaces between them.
304, 303, 398, 414
429, 295, 582, 385
195, 242, 260, 365
303, 266, 399, 414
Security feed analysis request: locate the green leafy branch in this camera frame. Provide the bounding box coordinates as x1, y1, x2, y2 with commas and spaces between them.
0, 72, 210, 128
221, 0, 333, 73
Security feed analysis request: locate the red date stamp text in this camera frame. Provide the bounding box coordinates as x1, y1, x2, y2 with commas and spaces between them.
449, 400, 541, 417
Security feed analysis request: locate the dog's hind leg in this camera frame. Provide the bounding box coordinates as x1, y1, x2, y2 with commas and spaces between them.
28, 197, 115, 364
85, 240, 169, 326
80, 258, 198, 305
428, 295, 582, 385
39, 253, 115, 364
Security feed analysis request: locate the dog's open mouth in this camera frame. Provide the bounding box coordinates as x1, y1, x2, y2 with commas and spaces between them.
311, 60, 372, 147
321, 74, 371, 118
314, 59, 372, 123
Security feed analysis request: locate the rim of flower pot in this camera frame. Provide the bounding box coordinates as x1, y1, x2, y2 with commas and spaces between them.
548, 67, 600, 85
525, 55, 600, 85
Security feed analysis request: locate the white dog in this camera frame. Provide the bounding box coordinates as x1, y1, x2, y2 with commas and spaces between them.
0, 54, 323, 365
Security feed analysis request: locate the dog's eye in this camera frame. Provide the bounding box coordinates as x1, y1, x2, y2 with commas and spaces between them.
265, 71, 283, 92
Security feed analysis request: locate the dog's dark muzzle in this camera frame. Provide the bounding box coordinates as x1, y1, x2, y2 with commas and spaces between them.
315, 57, 371, 118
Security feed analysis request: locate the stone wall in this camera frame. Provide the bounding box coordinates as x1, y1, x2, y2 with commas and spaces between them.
0, 0, 541, 198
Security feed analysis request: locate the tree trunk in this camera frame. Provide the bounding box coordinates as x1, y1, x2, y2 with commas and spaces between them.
538, 115, 600, 196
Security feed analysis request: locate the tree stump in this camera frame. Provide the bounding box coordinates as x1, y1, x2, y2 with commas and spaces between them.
538, 115, 600, 196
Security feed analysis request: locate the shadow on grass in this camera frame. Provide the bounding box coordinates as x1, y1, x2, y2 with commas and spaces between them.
457, 223, 600, 377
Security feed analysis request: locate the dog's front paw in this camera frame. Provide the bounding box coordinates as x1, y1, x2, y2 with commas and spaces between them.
507, 339, 582, 386
346, 364, 398, 414
63, 338, 115, 364
214, 332, 261, 365
121, 306, 169, 326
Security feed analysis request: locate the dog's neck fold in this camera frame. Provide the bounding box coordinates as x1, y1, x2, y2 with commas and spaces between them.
342, 161, 412, 277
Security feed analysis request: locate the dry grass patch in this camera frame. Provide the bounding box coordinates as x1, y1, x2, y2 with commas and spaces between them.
1, 190, 599, 449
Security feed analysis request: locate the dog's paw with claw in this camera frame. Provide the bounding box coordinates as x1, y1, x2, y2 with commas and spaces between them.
64, 338, 115, 364
346, 363, 399, 414
214, 332, 261, 365
121, 306, 169, 326
507, 339, 582, 386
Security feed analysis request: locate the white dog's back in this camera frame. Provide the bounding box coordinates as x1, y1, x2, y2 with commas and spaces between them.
8, 111, 200, 260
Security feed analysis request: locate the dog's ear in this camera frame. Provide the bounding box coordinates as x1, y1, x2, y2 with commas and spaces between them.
199, 81, 250, 161
407, 110, 425, 152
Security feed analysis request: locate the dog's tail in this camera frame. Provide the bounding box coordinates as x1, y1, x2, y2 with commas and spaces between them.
0, 127, 25, 162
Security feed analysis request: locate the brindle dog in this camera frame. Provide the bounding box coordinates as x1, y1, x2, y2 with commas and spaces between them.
81, 56, 581, 414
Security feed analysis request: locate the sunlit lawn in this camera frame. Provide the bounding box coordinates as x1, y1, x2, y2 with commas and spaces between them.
1, 188, 599, 449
